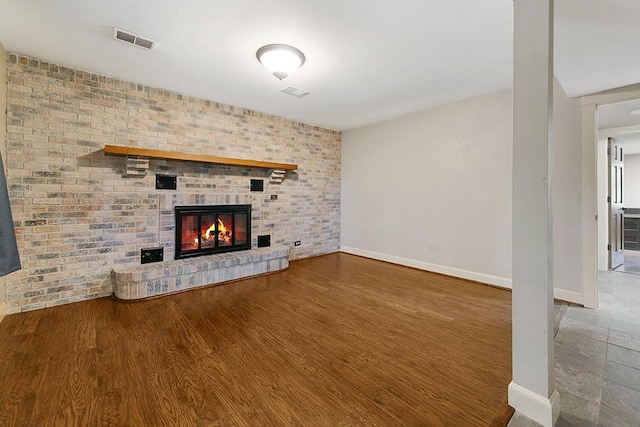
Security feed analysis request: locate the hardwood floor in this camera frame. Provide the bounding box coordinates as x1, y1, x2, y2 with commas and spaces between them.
0, 253, 513, 426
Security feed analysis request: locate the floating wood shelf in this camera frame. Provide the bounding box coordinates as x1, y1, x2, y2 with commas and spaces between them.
103, 145, 298, 171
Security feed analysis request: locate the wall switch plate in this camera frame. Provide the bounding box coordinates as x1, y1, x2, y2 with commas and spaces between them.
294, 241, 301, 246
141, 247, 163, 264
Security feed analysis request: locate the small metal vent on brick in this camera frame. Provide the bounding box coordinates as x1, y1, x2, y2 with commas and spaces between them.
113, 27, 157, 50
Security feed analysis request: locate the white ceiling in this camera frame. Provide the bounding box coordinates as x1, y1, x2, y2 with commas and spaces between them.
1, 0, 640, 131
599, 99, 640, 155
599, 99, 640, 130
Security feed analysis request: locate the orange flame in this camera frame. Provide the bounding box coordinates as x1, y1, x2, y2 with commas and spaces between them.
217, 218, 232, 244
199, 218, 232, 244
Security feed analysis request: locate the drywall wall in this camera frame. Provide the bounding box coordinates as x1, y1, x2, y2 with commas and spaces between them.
341, 82, 584, 301
551, 79, 583, 300
0, 43, 6, 320
623, 153, 640, 208
341, 90, 514, 287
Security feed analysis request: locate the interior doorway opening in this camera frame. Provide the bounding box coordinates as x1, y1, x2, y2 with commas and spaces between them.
597, 99, 640, 276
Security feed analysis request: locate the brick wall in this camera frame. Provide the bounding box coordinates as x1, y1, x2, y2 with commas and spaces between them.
4, 53, 341, 313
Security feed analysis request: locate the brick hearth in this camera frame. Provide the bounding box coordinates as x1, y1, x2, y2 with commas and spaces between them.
112, 245, 289, 300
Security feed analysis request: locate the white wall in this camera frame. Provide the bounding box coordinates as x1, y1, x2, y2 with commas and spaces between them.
624, 154, 640, 208
342, 90, 513, 287
341, 82, 584, 302
551, 79, 584, 300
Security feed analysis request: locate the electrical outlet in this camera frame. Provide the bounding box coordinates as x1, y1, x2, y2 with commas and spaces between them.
428, 242, 435, 252
294, 241, 301, 246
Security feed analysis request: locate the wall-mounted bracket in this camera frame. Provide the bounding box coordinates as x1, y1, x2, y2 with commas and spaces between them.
269, 169, 286, 184
125, 156, 150, 176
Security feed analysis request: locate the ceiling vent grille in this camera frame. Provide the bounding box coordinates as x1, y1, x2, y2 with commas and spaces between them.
113, 27, 157, 50
281, 85, 309, 97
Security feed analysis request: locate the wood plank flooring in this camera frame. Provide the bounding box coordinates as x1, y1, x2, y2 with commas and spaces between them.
0, 253, 513, 426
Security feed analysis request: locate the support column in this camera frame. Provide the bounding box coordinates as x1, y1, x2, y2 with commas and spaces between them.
509, 0, 559, 426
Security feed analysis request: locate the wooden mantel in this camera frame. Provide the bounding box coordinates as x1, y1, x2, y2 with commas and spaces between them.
103, 145, 298, 171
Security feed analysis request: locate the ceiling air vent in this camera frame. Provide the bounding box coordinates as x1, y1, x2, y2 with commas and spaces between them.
281, 85, 309, 98
113, 27, 157, 50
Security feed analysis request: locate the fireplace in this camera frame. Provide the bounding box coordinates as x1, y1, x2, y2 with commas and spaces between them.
175, 204, 251, 259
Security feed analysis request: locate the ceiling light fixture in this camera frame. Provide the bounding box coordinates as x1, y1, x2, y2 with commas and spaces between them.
256, 44, 305, 80
631, 108, 640, 115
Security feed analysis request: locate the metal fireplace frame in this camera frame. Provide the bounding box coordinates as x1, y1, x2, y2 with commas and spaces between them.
174, 204, 251, 260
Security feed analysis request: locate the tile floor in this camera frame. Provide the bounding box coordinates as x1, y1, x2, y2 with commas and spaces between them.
613, 250, 640, 275
508, 270, 640, 426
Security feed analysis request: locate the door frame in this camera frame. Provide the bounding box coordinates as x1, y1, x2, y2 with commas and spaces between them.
581, 83, 640, 309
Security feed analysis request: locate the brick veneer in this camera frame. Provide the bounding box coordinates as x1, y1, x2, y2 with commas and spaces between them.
4, 54, 341, 313
112, 245, 290, 300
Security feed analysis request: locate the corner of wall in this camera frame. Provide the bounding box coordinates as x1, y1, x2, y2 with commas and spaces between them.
552, 76, 585, 297
0, 301, 6, 323
1, 42, 6, 164
0, 42, 9, 319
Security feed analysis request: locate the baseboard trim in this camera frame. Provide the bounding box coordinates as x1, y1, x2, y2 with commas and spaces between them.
553, 289, 584, 306
339, 246, 585, 305
508, 382, 559, 427
340, 246, 511, 289
0, 301, 6, 323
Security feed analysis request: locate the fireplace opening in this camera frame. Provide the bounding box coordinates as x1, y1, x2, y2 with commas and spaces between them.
175, 204, 251, 259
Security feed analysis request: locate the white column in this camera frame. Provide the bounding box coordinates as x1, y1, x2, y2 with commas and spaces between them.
509, 0, 559, 426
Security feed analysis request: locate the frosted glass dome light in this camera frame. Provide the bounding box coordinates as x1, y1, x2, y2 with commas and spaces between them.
256, 44, 305, 80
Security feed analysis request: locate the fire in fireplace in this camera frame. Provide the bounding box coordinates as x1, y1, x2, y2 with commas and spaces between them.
175, 205, 251, 259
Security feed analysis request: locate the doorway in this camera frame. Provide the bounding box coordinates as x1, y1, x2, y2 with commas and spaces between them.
597, 99, 640, 275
